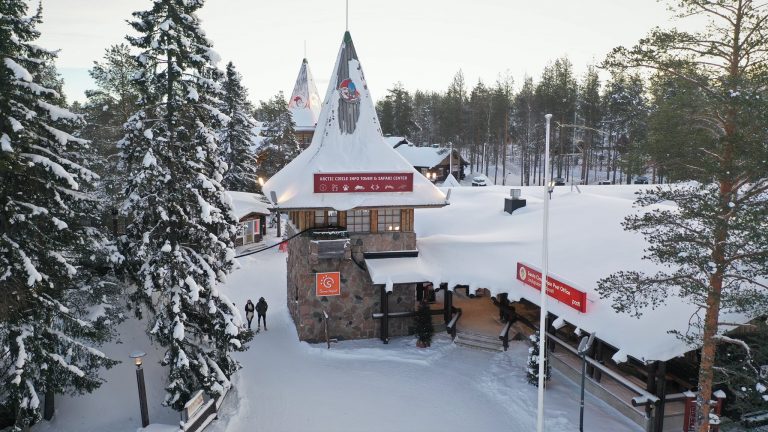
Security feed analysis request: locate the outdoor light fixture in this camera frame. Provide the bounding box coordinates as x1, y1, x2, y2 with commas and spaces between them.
129, 351, 150, 428
258, 177, 265, 187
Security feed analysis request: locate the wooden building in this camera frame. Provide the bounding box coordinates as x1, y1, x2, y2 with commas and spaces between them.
263, 31, 448, 343
228, 191, 272, 247
394, 143, 468, 181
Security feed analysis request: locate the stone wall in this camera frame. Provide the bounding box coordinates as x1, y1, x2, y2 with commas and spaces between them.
286, 224, 417, 342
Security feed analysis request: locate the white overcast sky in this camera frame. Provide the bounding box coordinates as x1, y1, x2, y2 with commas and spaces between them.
36, 0, 682, 104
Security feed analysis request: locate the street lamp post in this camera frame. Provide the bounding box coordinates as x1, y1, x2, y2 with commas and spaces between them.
537, 113, 553, 432
578, 333, 596, 432
130, 351, 149, 428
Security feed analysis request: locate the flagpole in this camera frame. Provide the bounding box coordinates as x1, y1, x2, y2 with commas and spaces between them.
537, 113, 553, 432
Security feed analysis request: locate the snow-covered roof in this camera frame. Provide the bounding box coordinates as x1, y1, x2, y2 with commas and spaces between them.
383, 136, 409, 148
263, 32, 446, 211
288, 58, 321, 132
395, 144, 453, 169
441, 173, 461, 187
367, 185, 749, 363
227, 191, 272, 220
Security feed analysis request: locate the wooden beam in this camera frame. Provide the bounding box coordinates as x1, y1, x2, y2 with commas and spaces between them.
380, 285, 389, 344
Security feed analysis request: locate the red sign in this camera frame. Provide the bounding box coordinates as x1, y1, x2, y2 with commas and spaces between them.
316, 272, 341, 296
313, 173, 413, 193
516, 262, 587, 313
683, 393, 724, 432
683, 395, 696, 432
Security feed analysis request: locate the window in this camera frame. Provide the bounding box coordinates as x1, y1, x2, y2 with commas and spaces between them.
347, 210, 370, 232
237, 220, 255, 244
313, 211, 338, 227
377, 208, 401, 232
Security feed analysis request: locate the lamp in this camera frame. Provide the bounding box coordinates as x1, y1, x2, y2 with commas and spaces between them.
129, 351, 149, 427
258, 177, 265, 187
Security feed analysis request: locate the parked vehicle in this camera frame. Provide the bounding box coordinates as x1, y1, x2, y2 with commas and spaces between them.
553, 177, 566, 186
634, 176, 649, 184
471, 175, 488, 187
597, 180, 612, 185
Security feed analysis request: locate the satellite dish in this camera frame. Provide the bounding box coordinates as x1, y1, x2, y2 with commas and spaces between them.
269, 191, 278, 205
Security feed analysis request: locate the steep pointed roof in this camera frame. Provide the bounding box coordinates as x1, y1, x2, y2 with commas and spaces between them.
287, 58, 322, 132
263, 32, 447, 211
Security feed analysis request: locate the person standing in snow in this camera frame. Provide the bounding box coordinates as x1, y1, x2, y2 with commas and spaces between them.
256, 297, 268, 331
245, 299, 255, 329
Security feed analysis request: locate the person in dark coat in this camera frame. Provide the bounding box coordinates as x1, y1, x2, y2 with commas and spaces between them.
245, 299, 255, 329
256, 297, 268, 331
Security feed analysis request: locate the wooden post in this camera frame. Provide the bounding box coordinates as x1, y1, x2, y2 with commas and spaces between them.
586, 338, 597, 378
652, 361, 667, 432
416, 283, 424, 302
276, 212, 282, 237
547, 312, 557, 352
646, 361, 658, 421
593, 340, 604, 382
443, 288, 452, 324
380, 285, 389, 344
43, 391, 54, 421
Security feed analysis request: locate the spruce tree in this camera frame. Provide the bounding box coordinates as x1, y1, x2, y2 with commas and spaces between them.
0, 2, 121, 429
256, 92, 300, 178
526, 332, 550, 386
119, 0, 251, 410
219, 62, 259, 192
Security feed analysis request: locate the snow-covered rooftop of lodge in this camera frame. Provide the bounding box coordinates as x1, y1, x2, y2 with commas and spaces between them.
263, 33, 446, 210
368, 184, 749, 363
394, 144, 452, 169
288, 58, 321, 132
383, 136, 409, 148
227, 191, 272, 220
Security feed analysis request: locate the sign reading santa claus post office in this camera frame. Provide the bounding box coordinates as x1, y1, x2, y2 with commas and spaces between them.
516, 262, 587, 313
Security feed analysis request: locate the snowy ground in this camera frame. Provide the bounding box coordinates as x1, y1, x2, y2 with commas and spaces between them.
35, 235, 641, 432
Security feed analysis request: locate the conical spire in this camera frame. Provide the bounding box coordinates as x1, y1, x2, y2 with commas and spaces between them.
288, 58, 321, 131
263, 31, 446, 211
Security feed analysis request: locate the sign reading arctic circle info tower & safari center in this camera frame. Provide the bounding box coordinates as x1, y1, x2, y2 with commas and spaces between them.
314, 173, 413, 193
516, 262, 588, 313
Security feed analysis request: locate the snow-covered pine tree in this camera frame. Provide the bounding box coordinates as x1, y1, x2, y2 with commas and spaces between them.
0, 2, 122, 429
526, 332, 550, 386
256, 92, 300, 178
714, 323, 768, 420
219, 62, 259, 193
119, 0, 252, 411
